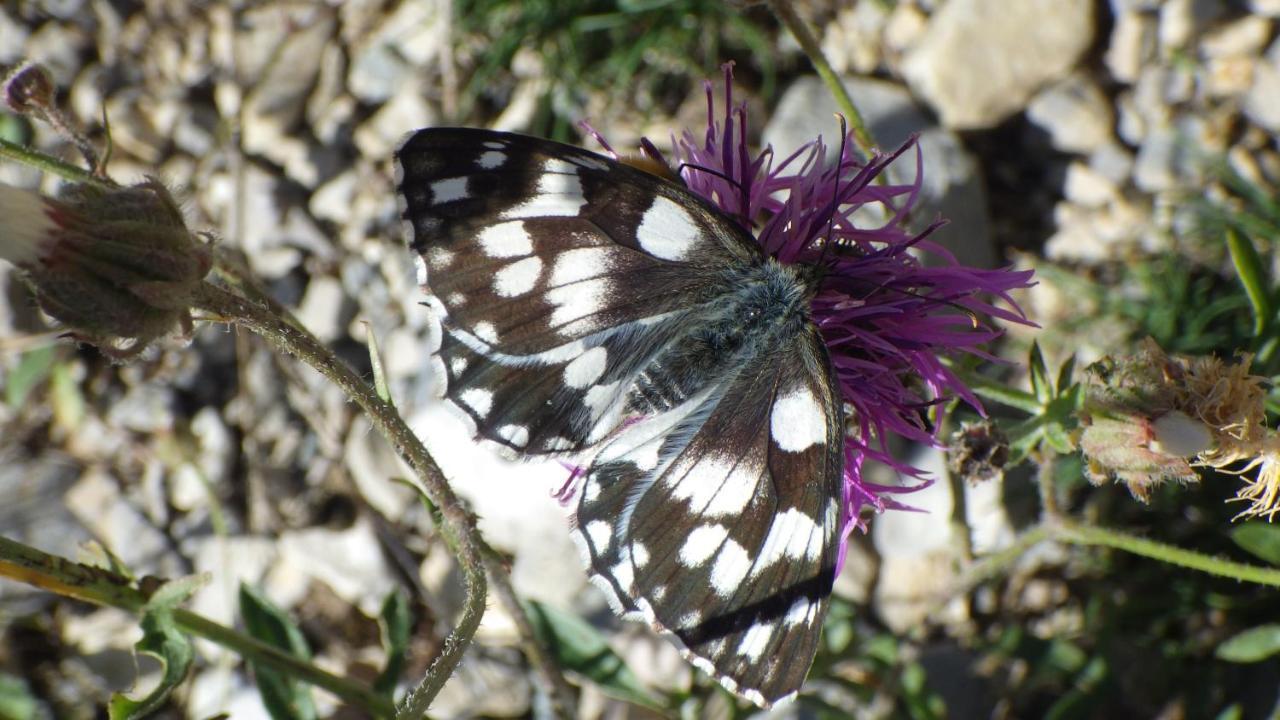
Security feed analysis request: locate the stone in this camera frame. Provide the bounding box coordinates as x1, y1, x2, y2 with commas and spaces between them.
1158, 0, 1224, 52
1027, 73, 1115, 154
1133, 123, 1180, 191
763, 75, 996, 269
1244, 41, 1280, 132
1251, 0, 1280, 17
1064, 161, 1118, 207
1199, 15, 1272, 58
901, 0, 1094, 129
1106, 10, 1157, 84
1090, 142, 1135, 186
296, 275, 353, 344
354, 86, 436, 159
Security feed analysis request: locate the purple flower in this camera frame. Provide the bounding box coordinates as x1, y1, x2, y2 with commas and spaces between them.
589, 64, 1033, 566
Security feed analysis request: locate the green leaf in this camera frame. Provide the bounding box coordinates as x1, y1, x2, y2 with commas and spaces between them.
49, 361, 84, 431
1230, 522, 1280, 565
1055, 355, 1077, 399
107, 606, 194, 719
1226, 228, 1274, 337
239, 584, 317, 720
0, 672, 39, 720
1028, 342, 1051, 405
4, 345, 54, 408
521, 599, 662, 710
374, 590, 412, 698
364, 323, 394, 406
1215, 624, 1280, 663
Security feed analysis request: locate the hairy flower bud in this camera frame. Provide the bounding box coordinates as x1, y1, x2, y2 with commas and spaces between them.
0, 178, 212, 358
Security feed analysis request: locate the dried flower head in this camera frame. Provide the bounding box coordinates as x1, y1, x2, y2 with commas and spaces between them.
1080, 337, 1278, 517
0, 178, 212, 358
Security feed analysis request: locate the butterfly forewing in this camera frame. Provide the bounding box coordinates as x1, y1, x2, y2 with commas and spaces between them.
396, 127, 846, 706
396, 128, 759, 454
573, 325, 843, 706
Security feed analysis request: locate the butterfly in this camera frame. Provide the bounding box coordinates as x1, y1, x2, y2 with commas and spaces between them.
395, 127, 844, 707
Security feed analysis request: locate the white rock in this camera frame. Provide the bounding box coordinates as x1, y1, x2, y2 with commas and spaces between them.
1244, 42, 1280, 132
901, 0, 1094, 129
408, 399, 587, 610
354, 86, 436, 159
883, 2, 929, 55
1064, 161, 1118, 207
1027, 73, 1115, 154
296, 275, 352, 343
1205, 55, 1259, 97
1115, 90, 1146, 145
65, 470, 175, 574
1158, 0, 1223, 51
1106, 10, 1157, 84
0, 7, 30, 64
1200, 15, 1272, 58
1090, 142, 1135, 186
1133, 123, 1180, 191
272, 518, 397, 616
1251, 0, 1280, 17
822, 4, 889, 75
343, 415, 414, 521
763, 75, 995, 269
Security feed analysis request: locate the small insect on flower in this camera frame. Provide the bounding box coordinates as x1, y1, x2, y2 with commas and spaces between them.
0, 179, 212, 359
394, 64, 1031, 706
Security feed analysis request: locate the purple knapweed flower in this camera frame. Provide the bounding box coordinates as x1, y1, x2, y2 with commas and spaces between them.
588, 64, 1034, 567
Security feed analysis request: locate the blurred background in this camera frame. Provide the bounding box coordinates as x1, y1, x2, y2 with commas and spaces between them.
2, 0, 1280, 718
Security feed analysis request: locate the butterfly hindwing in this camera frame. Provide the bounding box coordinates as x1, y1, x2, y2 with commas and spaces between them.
573, 324, 844, 706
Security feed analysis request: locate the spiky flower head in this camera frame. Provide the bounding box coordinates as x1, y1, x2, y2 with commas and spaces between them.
588, 64, 1033, 562
0, 179, 211, 358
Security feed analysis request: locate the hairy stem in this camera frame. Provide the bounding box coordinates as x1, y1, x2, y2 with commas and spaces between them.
1054, 521, 1280, 587
0, 536, 395, 715
767, 0, 875, 154
192, 280, 489, 716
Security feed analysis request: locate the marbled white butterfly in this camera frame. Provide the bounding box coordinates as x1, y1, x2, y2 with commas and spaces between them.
395, 127, 842, 707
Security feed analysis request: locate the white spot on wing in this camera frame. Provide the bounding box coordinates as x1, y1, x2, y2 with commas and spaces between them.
770, 386, 827, 452
584, 520, 612, 551
427, 247, 455, 268
631, 542, 650, 568
755, 507, 823, 570
494, 256, 543, 297
783, 596, 818, 627
710, 539, 752, 597
449, 357, 468, 376
479, 221, 533, 257
458, 388, 493, 416
477, 151, 505, 169
431, 177, 469, 203
473, 322, 499, 343
679, 524, 728, 566
547, 277, 609, 328
497, 424, 529, 447
550, 247, 610, 286
636, 195, 700, 261
666, 454, 757, 517
737, 622, 773, 661
564, 346, 608, 389
502, 165, 586, 218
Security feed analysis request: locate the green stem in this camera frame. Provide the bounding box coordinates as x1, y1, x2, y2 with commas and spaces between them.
1055, 521, 1280, 587
192, 281, 490, 717
0, 536, 395, 715
0, 136, 106, 185
767, 0, 875, 155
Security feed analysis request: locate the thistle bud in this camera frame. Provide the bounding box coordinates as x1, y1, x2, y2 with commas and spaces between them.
0, 179, 212, 359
